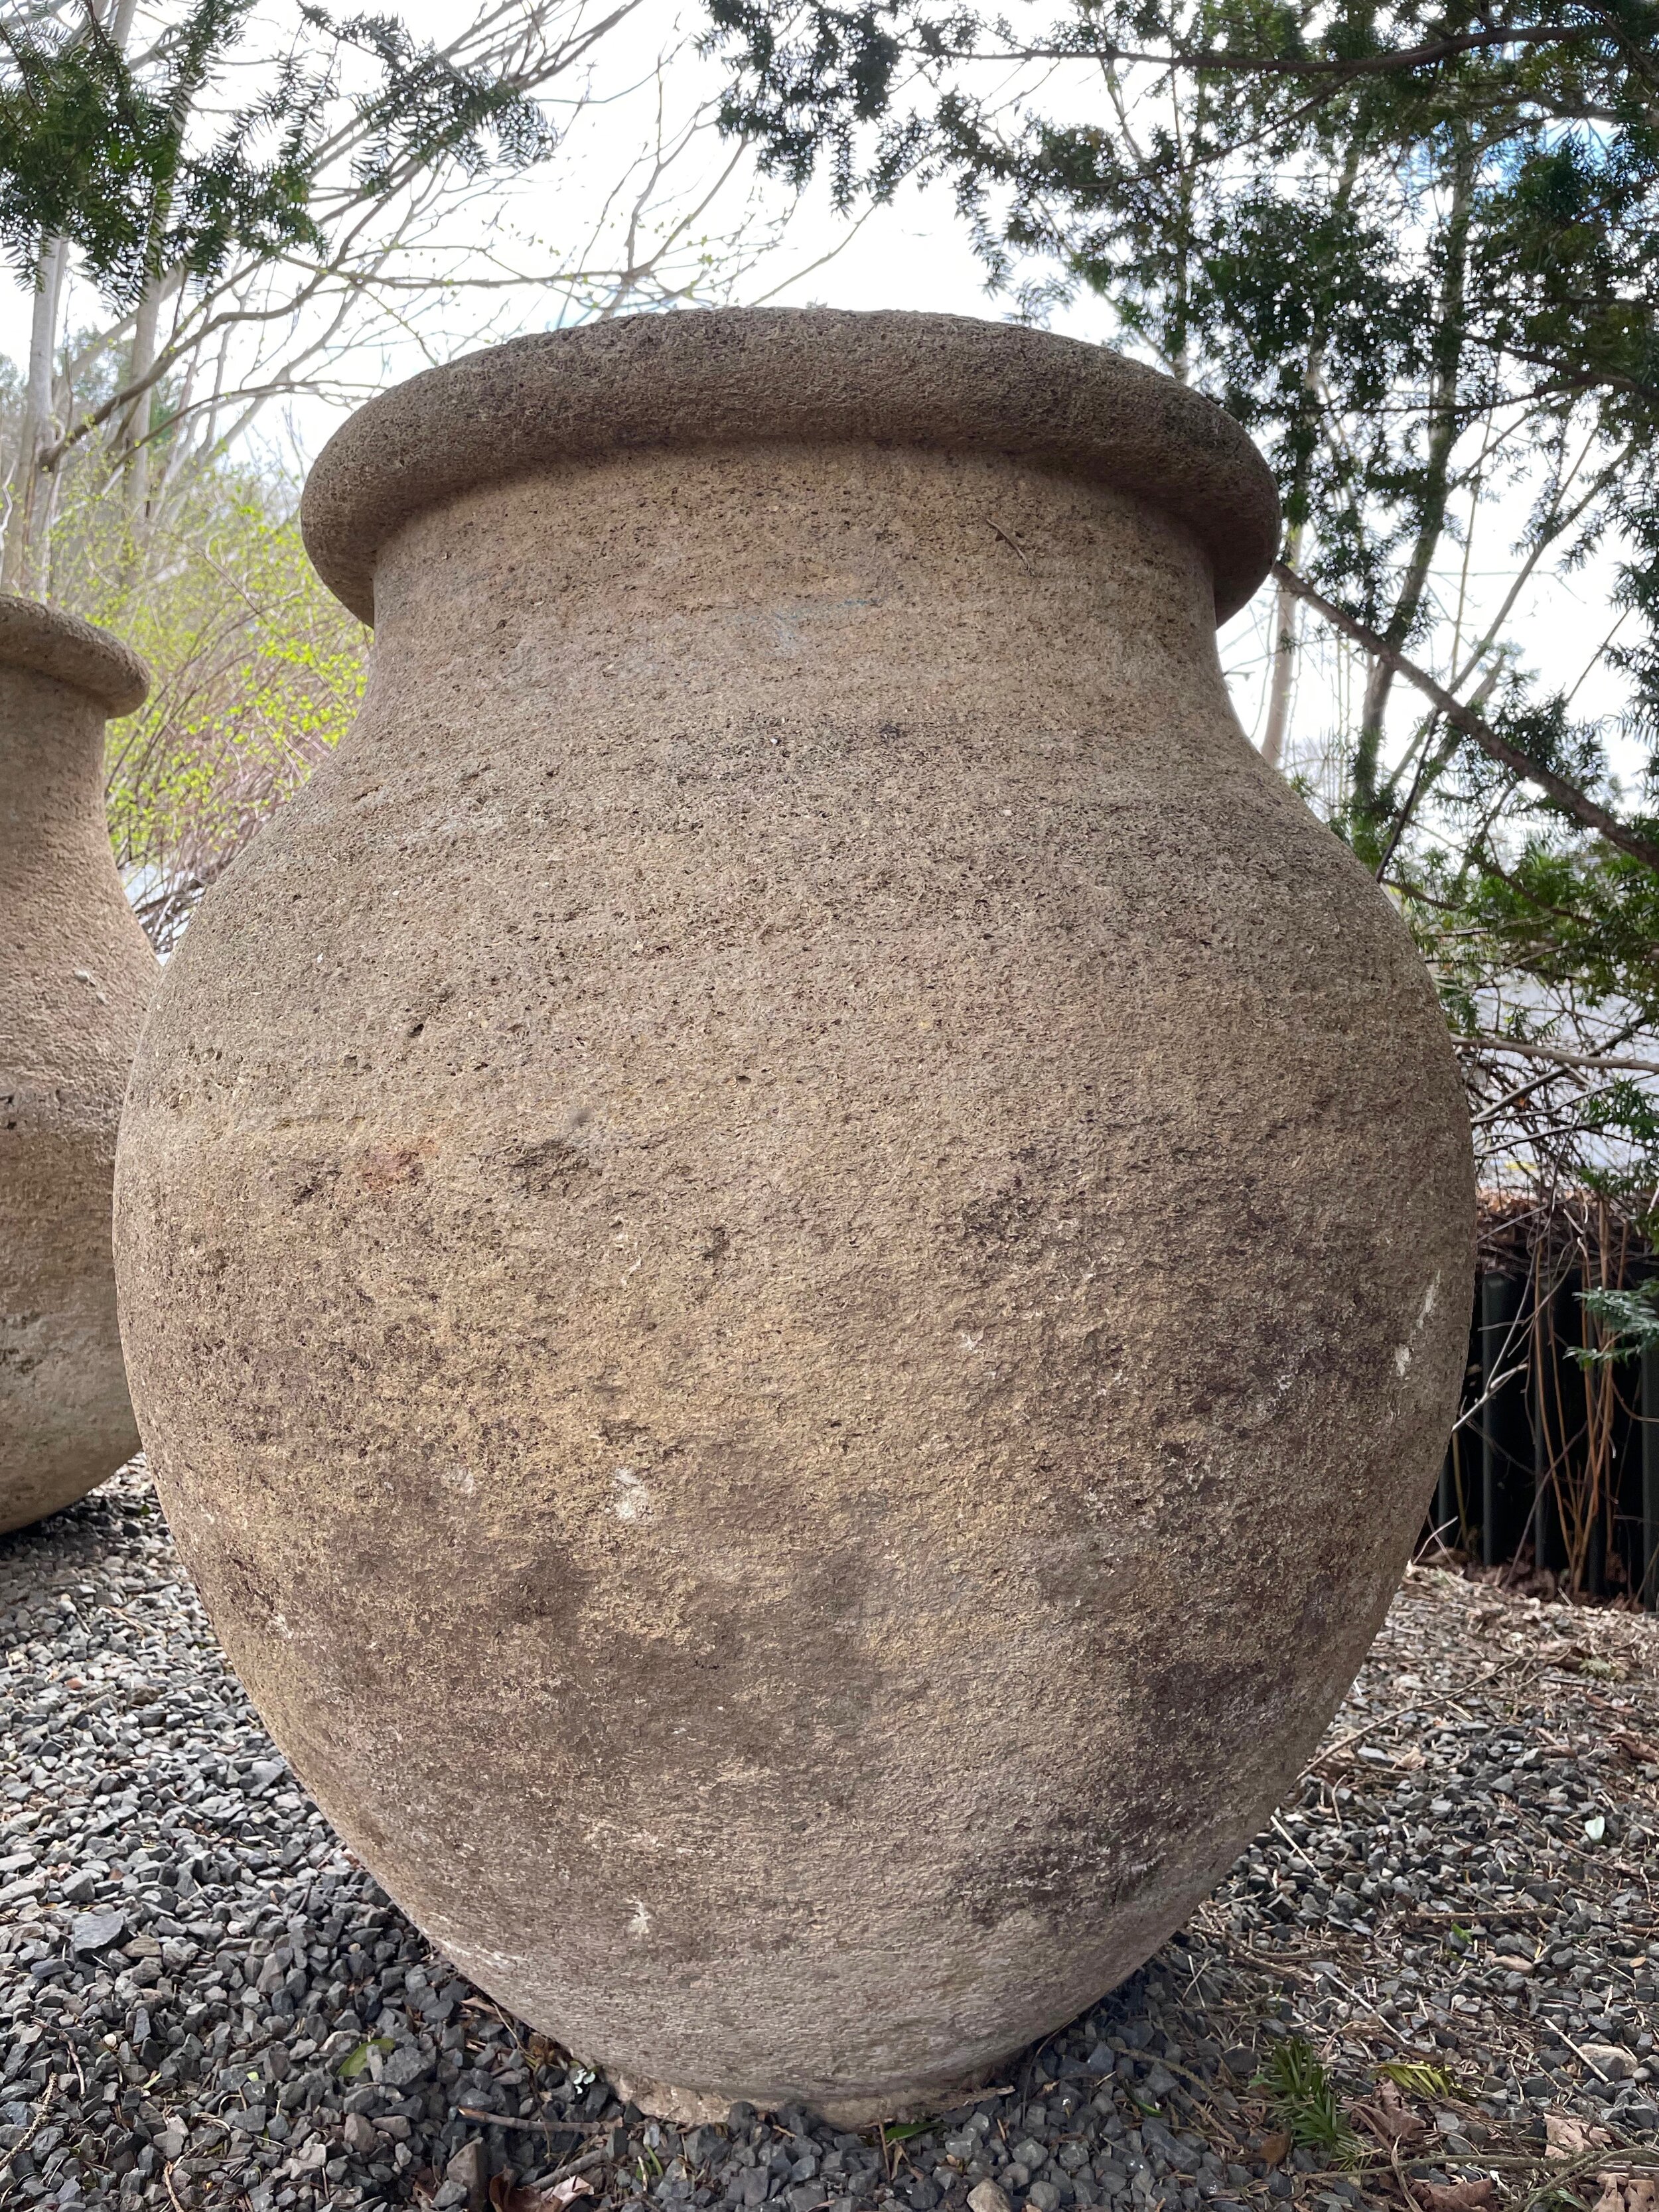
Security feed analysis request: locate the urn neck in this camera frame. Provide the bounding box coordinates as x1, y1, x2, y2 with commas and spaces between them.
1, 663, 114, 873
364, 442, 1237, 757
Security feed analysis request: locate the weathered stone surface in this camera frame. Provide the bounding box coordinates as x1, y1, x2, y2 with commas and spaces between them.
113, 309, 1474, 2122
1, 593, 152, 1534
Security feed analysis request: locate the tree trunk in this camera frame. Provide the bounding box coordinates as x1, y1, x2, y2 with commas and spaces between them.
1261, 149, 1351, 777
3, 238, 69, 594
1261, 519, 1303, 769
119, 280, 166, 541
1351, 129, 1476, 859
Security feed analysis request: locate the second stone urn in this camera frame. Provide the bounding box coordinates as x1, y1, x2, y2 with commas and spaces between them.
115, 311, 1474, 2119
3, 595, 153, 1534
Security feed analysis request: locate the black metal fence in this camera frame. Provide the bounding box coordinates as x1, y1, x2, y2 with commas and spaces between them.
1432, 1261, 1659, 1608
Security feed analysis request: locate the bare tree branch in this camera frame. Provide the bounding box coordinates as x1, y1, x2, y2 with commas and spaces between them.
905, 17, 1591, 81
1272, 561, 1659, 873
1452, 1036, 1659, 1077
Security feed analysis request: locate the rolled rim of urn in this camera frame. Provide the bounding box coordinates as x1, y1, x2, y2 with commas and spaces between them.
300, 306, 1282, 628
0, 594, 149, 717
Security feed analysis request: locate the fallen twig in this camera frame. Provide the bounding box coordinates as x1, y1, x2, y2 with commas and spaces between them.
457, 2107, 607, 2136
0, 2079, 54, 2178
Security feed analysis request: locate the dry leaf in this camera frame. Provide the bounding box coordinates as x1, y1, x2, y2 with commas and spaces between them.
489, 2180, 595, 2212
1614, 1730, 1659, 1765
1546, 2114, 1613, 2160
1355, 2081, 1427, 2148
1258, 2132, 1291, 2167
1594, 2177, 1659, 2212
1413, 2181, 1498, 2212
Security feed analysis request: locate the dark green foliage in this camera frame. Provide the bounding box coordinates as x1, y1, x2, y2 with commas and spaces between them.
302, 10, 557, 197
0, 4, 555, 303
1576, 1276, 1659, 1359
702, 0, 1659, 680
705, 0, 1659, 634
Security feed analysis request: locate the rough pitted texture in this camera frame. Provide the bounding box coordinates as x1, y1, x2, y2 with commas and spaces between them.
0, 595, 149, 718
115, 310, 1474, 2124
299, 308, 1280, 627
1, 595, 154, 1534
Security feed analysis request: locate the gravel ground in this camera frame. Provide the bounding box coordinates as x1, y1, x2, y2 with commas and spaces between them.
2, 1464, 1656, 2212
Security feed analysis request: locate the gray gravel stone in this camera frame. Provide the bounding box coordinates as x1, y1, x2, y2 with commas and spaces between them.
67, 1909, 125, 1955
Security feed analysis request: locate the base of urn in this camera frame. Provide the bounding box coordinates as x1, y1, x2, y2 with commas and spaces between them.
0, 1451, 133, 1539
607, 2061, 1015, 2129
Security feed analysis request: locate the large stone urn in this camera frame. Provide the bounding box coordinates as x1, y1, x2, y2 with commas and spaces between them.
3, 595, 153, 1535
114, 310, 1473, 2120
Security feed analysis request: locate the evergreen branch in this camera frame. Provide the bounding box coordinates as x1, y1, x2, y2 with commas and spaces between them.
876, 20, 1594, 81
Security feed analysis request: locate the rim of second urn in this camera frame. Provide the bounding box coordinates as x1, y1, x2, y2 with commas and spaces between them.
299, 307, 1281, 630
0, 594, 150, 719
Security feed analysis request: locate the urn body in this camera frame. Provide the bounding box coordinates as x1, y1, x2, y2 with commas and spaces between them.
3, 596, 152, 1532
114, 311, 1473, 2119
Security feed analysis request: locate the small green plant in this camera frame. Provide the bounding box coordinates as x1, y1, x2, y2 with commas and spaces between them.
1252, 2037, 1364, 2168
337, 2035, 394, 2080
1379, 2059, 1458, 2100
1531, 2189, 1595, 2212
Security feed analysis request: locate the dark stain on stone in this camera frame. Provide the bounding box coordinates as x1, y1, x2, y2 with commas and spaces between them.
358, 1144, 431, 1194
512, 1137, 588, 1195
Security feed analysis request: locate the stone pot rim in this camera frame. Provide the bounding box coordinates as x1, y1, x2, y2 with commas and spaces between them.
0, 593, 149, 718
300, 307, 1281, 628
